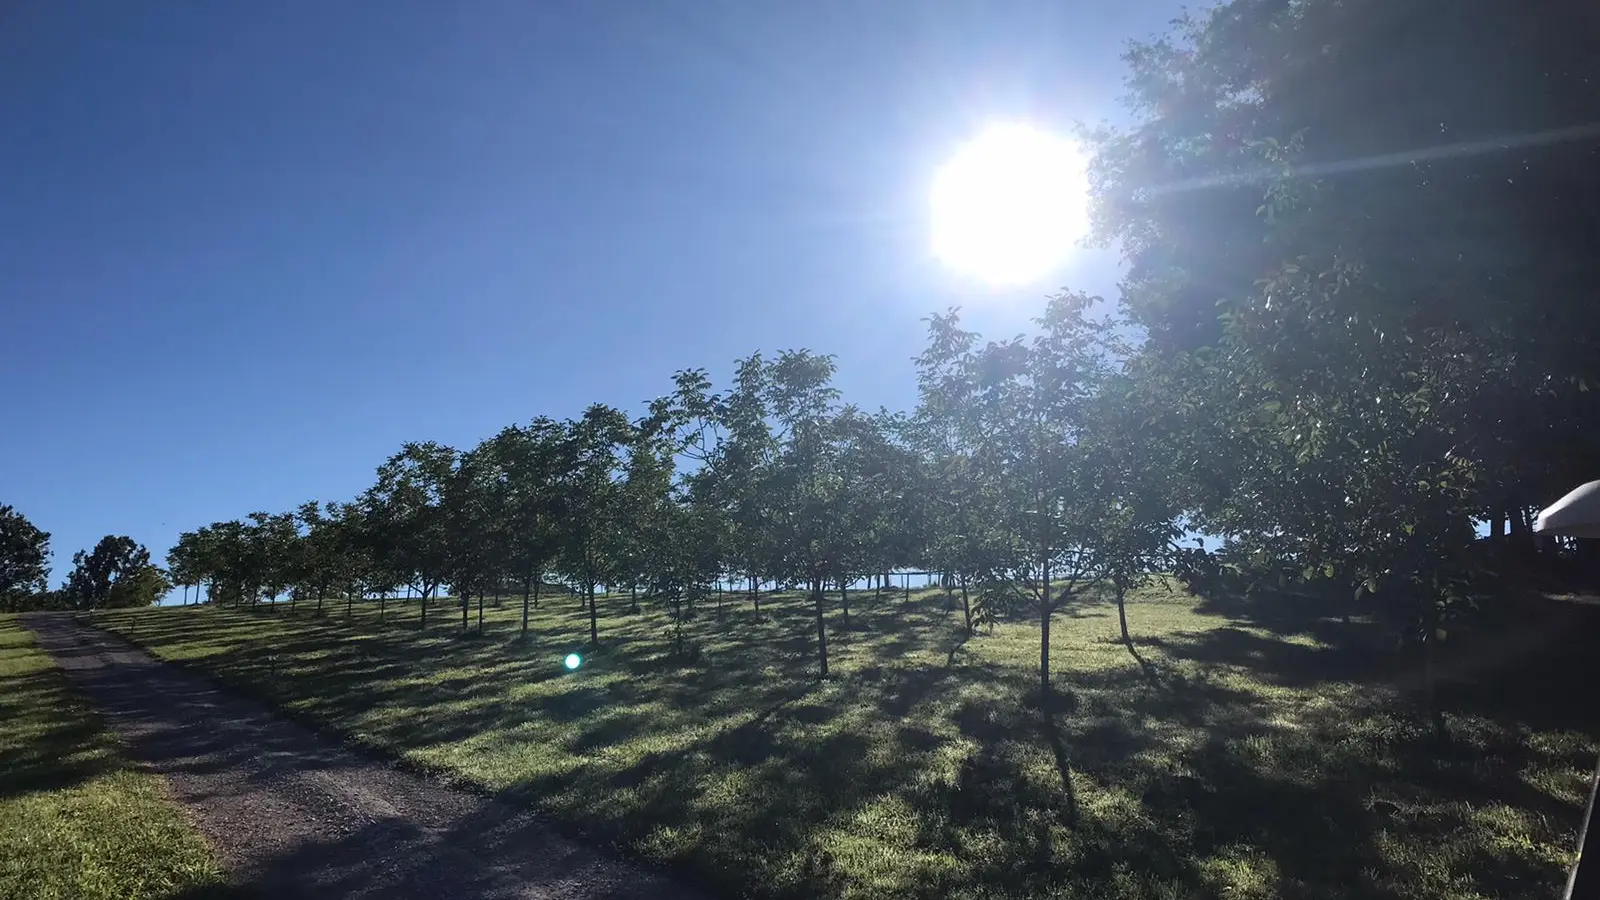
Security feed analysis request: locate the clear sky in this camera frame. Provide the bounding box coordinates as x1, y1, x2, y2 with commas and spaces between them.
1, 0, 1182, 582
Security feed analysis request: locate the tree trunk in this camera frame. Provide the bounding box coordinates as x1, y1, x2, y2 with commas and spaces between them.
630, 584, 639, 614
521, 571, 533, 637
1117, 582, 1131, 644
1040, 560, 1053, 697
1490, 509, 1506, 541
378, 591, 384, 622
812, 577, 829, 679
346, 590, 353, 618
421, 586, 428, 629
461, 589, 469, 632
587, 580, 599, 645
752, 574, 761, 614
904, 572, 911, 604
477, 590, 484, 633
1510, 503, 1532, 550
960, 574, 972, 633
839, 577, 850, 629
875, 574, 882, 603
317, 591, 324, 615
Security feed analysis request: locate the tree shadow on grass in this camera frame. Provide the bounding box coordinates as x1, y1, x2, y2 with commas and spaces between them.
0, 669, 121, 801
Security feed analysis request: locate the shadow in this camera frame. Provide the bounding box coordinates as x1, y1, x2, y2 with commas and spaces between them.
67, 587, 1600, 900
1039, 700, 1080, 827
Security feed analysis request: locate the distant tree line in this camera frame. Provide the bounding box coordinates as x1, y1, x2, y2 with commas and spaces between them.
0, 506, 169, 612
163, 297, 1176, 686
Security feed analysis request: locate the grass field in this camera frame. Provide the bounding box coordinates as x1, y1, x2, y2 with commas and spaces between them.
0, 616, 230, 900
97, 584, 1599, 900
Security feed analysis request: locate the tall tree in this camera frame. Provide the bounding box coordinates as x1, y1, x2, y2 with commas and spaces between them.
0, 505, 51, 609
63, 535, 163, 609
1088, 0, 1600, 686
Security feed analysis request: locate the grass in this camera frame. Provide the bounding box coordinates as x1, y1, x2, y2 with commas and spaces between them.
96, 584, 1600, 900
0, 616, 230, 900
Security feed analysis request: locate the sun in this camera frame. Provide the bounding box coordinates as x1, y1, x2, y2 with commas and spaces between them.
930, 123, 1091, 287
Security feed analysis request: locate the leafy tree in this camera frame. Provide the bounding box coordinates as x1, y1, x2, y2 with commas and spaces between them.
760, 350, 844, 677
63, 535, 159, 609
1082, 368, 1183, 643
484, 419, 574, 637
561, 405, 631, 645
916, 295, 1119, 694
1086, 0, 1600, 700
366, 442, 456, 628
107, 563, 172, 609
0, 505, 51, 609
443, 445, 502, 633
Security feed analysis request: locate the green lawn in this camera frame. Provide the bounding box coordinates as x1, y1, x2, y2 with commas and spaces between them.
0, 616, 230, 900
98, 585, 1597, 900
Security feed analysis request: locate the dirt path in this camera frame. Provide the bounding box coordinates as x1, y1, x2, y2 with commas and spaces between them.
22, 613, 709, 900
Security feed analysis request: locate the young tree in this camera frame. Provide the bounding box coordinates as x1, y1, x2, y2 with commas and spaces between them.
761, 350, 844, 677
442, 444, 502, 633
916, 295, 1119, 695
366, 442, 456, 628
561, 405, 631, 646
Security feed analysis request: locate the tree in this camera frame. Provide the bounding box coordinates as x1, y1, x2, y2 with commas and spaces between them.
561, 405, 631, 646
1082, 368, 1183, 643
915, 295, 1119, 695
0, 505, 51, 609
485, 419, 573, 638
242, 511, 300, 608
366, 442, 456, 628
442, 445, 503, 633
107, 564, 172, 609
63, 535, 161, 609
761, 350, 843, 678
1086, 0, 1600, 702
699, 355, 781, 615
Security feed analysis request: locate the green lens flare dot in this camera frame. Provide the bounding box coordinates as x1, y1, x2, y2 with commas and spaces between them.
564, 653, 582, 670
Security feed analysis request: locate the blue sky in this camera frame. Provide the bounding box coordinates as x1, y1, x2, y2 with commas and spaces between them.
1, 0, 1182, 582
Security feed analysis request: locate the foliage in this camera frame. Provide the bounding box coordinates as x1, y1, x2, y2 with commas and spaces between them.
62, 535, 162, 610
0, 505, 51, 611
1074, 0, 1600, 680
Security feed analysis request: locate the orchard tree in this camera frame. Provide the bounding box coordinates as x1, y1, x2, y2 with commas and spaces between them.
761, 350, 843, 677
917, 294, 1119, 695
485, 418, 573, 637
561, 404, 631, 645
367, 442, 456, 628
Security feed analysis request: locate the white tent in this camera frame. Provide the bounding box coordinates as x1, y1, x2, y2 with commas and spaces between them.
1534, 480, 1600, 539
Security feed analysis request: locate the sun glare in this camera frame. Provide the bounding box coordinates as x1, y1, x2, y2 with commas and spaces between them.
930, 122, 1090, 287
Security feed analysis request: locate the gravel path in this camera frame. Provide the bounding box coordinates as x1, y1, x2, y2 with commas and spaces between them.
22, 613, 709, 900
